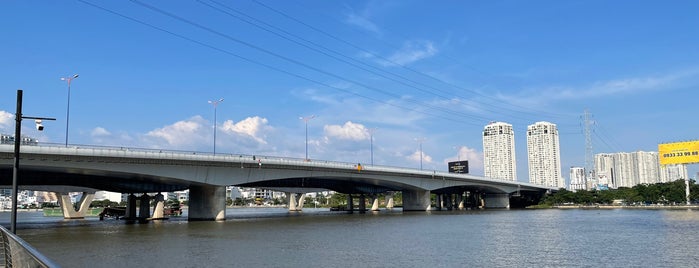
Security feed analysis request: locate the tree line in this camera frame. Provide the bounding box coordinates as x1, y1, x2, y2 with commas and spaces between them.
540, 179, 699, 206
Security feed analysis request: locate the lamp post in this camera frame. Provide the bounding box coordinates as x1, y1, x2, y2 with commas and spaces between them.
60, 74, 79, 147
299, 115, 315, 161
368, 128, 377, 165
208, 98, 224, 155
12, 90, 55, 234
415, 137, 426, 170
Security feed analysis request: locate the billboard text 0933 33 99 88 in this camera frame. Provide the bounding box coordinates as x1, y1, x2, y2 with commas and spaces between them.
658, 140, 699, 165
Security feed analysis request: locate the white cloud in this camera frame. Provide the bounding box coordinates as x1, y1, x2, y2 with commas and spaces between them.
0, 111, 13, 131
445, 146, 484, 171
91, 127, 111, 137
221, 116, 271, 144
345, 12, 381, 34
145, 116, 207, 147
407, 149, 432, 164
384, 40, 438, 66
324, 121, 369, 141
501, 68, 699, 106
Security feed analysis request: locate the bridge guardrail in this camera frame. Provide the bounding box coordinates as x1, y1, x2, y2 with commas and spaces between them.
0, 225, 59, 268
0, 143, 557, 191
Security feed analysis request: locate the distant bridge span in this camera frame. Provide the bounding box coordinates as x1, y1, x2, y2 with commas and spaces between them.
0, 144, 556, 220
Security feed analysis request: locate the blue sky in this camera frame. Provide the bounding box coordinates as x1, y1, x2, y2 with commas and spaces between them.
2, 0, 698, 183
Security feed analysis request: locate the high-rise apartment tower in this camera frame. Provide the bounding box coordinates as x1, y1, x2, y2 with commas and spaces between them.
483, 122, 517, 181
527, 121, 564, 188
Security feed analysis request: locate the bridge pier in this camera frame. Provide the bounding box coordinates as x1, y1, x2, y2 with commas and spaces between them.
457, 192, 464, 210
483, 193, 510, 208
57, 192, 95, 219
188, 185, 226, 221
151, 193, 166, 220
385, 193, 394, 209
125, 194, 137, 219
370, 195, 380, 211
286, 193, 305, 211
445, 194, 453, 210
346, 194, 353, 212
402, 189, 431, 211
358, 195, 366, 213
139, 194, 151, 221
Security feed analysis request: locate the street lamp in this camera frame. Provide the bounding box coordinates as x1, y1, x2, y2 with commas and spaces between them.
368, 128, 377, 165
299, 115, 315, 161
12, 90, 55, 234
415, 137, 426, 170
60, 74, 79, 147
208, 98, 224, 155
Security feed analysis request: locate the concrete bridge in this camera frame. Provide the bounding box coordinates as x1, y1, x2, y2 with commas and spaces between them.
0, 144, 556, 221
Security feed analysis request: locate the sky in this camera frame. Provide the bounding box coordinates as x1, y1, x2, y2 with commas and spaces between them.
2, 0, 698, 183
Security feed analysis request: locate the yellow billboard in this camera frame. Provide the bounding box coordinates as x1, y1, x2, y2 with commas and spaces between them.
658, 140, 699, 165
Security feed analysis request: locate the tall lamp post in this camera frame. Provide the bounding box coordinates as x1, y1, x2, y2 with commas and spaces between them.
60, 74, 79, 147
12, 90, 55, 234
368, 128, 377, 165
299, 115, 315, 161
208, 98, 224, 155
415, 137, 426, 170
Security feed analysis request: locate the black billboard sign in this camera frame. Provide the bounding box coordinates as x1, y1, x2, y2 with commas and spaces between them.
448, 160, 469, 174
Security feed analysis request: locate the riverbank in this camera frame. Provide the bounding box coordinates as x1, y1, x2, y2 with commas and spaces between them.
530, 204, 699, 210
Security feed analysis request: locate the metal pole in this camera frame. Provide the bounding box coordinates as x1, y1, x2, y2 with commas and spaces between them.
65, 81, 70, 146
208, 98, 223, 155
370, 133, 373, 165
300, 115, 315, 161
686, 176, 690, 206
419, 142, 423, 170
61, 74, 78, 147
305, 121, 308, 160
213, 104, 217, 155
11, 90, 23, 234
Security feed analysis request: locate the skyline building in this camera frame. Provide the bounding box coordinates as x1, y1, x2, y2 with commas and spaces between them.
593, 151, 687, 188
569, 166, 586, 191
660, 164, 689, 183
526, 121, 564, 188
482, 121, 517, 181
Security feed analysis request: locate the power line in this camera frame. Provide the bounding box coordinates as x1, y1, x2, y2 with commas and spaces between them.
251, 0, 575, 120
201, 0, 547, 124
127, 0, 495, 124
78, 0, 483, 126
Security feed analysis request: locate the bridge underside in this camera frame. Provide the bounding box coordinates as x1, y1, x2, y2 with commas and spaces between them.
237, 177, 401, 194
0, 166, 190, 193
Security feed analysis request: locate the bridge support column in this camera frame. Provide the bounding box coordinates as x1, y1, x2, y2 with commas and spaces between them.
370, 195, 380, 211
125, 194, 137, 219
139, 194, 151, 220
358, 195, 366, 213
385, 193, 394, 209
457, 192, 464, 210
286, 193, 305, 211
188, 185, 226, 221
347, 194, 353, 212
57, 192, 95, 219
151, 193, 165, 220
402, 189, 431, 211
287, 193, 298, 211
435, 194, 442, 210
484, 193, 510, 209
446, 194, 453, 210
295, 193, 306, 210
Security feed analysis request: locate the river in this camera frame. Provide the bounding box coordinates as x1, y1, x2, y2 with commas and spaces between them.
3, 208, 699, 267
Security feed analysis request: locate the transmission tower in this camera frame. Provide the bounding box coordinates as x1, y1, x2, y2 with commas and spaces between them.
583, 109, 594, 185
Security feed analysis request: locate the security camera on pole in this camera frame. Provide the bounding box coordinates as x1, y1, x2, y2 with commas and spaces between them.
12, 89, 55, 234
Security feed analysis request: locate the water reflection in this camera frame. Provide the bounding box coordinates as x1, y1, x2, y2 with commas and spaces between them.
2, 208, 698, 267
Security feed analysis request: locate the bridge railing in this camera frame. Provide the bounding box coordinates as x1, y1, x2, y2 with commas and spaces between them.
0, 225, 58, 268
2, 142, 556, 190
